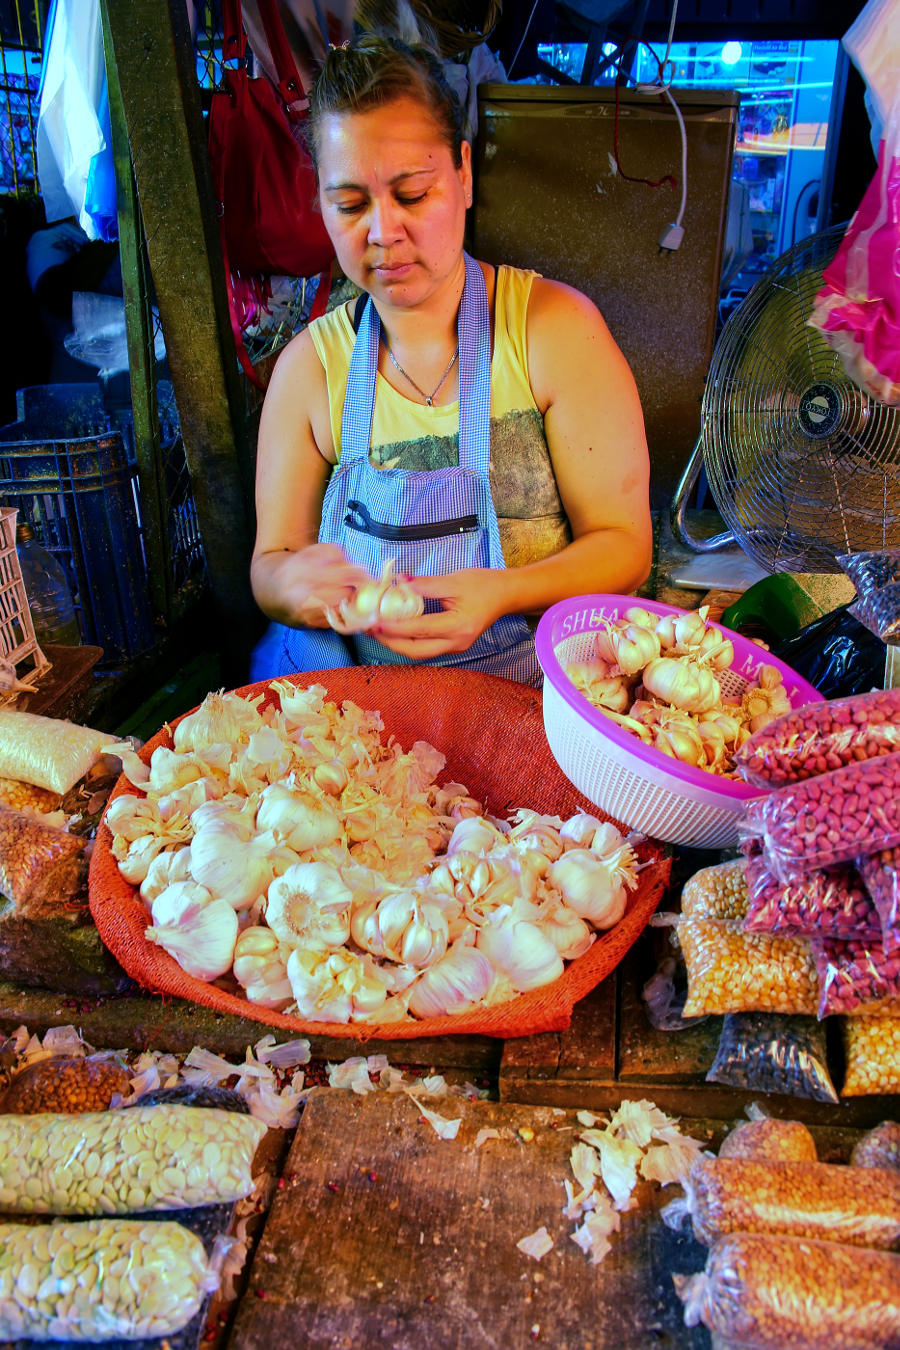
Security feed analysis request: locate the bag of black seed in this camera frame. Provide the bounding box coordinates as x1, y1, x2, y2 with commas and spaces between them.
705, 1012, 838, 1104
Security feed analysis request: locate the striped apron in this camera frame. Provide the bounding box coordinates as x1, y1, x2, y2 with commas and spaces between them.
250, 253, 540, 685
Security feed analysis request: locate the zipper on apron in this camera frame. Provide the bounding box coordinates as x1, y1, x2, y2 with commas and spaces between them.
345, 499, 479, 542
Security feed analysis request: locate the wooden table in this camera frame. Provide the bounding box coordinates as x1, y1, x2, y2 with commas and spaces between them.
228, 1090, 711, 1350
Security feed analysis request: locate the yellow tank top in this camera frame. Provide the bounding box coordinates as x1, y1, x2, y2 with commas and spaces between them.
308, 264, 571, 569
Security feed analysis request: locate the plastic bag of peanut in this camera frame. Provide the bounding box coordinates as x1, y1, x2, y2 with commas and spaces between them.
811, 935, 900, 1017
0, 802, 85, 909
675, 1232, 900, 1350
852, 1122, 900, 1170
686, 1155, 900, 1249
841, 1015, 900, 1096
0, 1217, 220, 1341
743, 853, 881, 942
740, 751, 900, 883
735, 687, 900, 788
678, 917, 819, 1018
858, 845, 900, 949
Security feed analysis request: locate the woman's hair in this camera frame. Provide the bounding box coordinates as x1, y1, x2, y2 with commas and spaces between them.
307, 34, 465, 171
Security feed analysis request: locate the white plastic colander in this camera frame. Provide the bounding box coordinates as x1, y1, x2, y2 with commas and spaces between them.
535, 595, 823, 848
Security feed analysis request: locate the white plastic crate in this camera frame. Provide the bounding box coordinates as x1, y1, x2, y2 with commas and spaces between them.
0, 505, 49, 692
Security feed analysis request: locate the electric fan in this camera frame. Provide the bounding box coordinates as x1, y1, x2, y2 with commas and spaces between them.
671, 224, 900, 574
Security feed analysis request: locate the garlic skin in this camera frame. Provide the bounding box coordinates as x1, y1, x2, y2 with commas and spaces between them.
265, 862, 353, 949
145, 881, 238, 981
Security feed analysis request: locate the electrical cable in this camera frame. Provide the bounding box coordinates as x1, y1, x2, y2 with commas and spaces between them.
623, 0, 689, 249
507, 0, 540, 79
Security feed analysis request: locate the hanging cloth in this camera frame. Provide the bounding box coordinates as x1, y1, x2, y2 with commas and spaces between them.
36, 0, 116, 241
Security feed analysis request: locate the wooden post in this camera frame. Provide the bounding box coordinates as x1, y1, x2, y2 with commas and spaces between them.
100, 0, 257, 682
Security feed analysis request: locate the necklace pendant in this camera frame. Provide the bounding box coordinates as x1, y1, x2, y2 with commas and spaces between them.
425, 396, 434, 407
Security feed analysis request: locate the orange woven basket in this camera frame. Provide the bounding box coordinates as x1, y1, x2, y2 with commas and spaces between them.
88, 668, 670, 1040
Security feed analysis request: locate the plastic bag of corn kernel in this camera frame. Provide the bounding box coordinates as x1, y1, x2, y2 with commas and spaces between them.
0, 776, 61, 814
852, 1122, 900, 1170
743, 854, 881, 942
842, 1016, 900, 1096
680, 859, 749, 921
718, 1117, 818, 1164
675, 1232, 900, 1350
706, 1013, 838, 1104
0, 803, 85, 910
0, 1105, 266, 1214
0, 1218, 223, 1341
811, 934, 900, 1017
678, 918, 819, 1018
685, 1155, 900, 1249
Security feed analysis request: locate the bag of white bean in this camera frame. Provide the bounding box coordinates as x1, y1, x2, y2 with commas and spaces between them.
0, 1218, 220, 1342
0, 1104, 266, 1215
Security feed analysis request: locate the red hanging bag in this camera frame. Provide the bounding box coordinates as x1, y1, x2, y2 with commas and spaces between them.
207, 0, 333, 382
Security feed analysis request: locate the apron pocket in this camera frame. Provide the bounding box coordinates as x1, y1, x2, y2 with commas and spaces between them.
345, 499, 479, 543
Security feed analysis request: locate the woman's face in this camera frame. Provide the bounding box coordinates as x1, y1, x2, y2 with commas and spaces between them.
317, 94, 472, 311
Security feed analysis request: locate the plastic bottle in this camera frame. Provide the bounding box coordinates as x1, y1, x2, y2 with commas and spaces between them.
15, 522, 81, 646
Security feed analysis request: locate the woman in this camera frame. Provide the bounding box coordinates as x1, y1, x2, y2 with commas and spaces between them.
250, 35, 652, 685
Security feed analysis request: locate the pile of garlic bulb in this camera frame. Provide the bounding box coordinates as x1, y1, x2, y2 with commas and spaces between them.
107, 682, 640, 1025
564, 605, 792, 779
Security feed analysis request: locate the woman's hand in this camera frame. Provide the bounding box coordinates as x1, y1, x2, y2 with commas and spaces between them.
372, 567, 509, 660
251, 543, 372, 630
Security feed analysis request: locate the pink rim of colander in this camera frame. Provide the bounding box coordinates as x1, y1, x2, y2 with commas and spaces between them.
535, 594, 824, 802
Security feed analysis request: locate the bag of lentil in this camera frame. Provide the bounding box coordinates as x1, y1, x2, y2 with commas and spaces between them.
0, 1104, 266, 1215
740, 751, 900, 883
706, 1013, 838, 1104
811, 934, 900, 1018
735, 687, 900, 789
686, 1155, 900, 1249
841, 1016, 900, 1096
743, 854, 881, 941
0, 1218, 220, 1342
675, 1232, 900, 1350
718, 1117, 818, 1164
852, 1122, 900, 1169
678, 918, 819, 1018
0, 803, 86, 911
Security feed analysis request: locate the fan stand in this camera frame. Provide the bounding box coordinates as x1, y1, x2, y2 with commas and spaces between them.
668, 433, 772, 591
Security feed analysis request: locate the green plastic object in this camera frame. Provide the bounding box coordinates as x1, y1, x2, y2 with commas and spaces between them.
722, 574, 827, 642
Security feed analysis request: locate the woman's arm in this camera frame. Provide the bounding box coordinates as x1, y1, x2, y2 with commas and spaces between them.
376, 277, 652, 659
250, 329, 369, 628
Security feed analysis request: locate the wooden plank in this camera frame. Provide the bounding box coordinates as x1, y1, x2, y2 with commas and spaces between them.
100, 0, 256, 681
499, 977, 616, 1086
228, 1088, 710, 1350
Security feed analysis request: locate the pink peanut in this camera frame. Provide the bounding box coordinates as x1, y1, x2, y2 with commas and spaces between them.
737, 688, 900, 788
741, 750, 900, 883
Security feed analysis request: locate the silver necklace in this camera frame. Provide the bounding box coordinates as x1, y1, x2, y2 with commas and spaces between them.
385, 342, 459, 406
